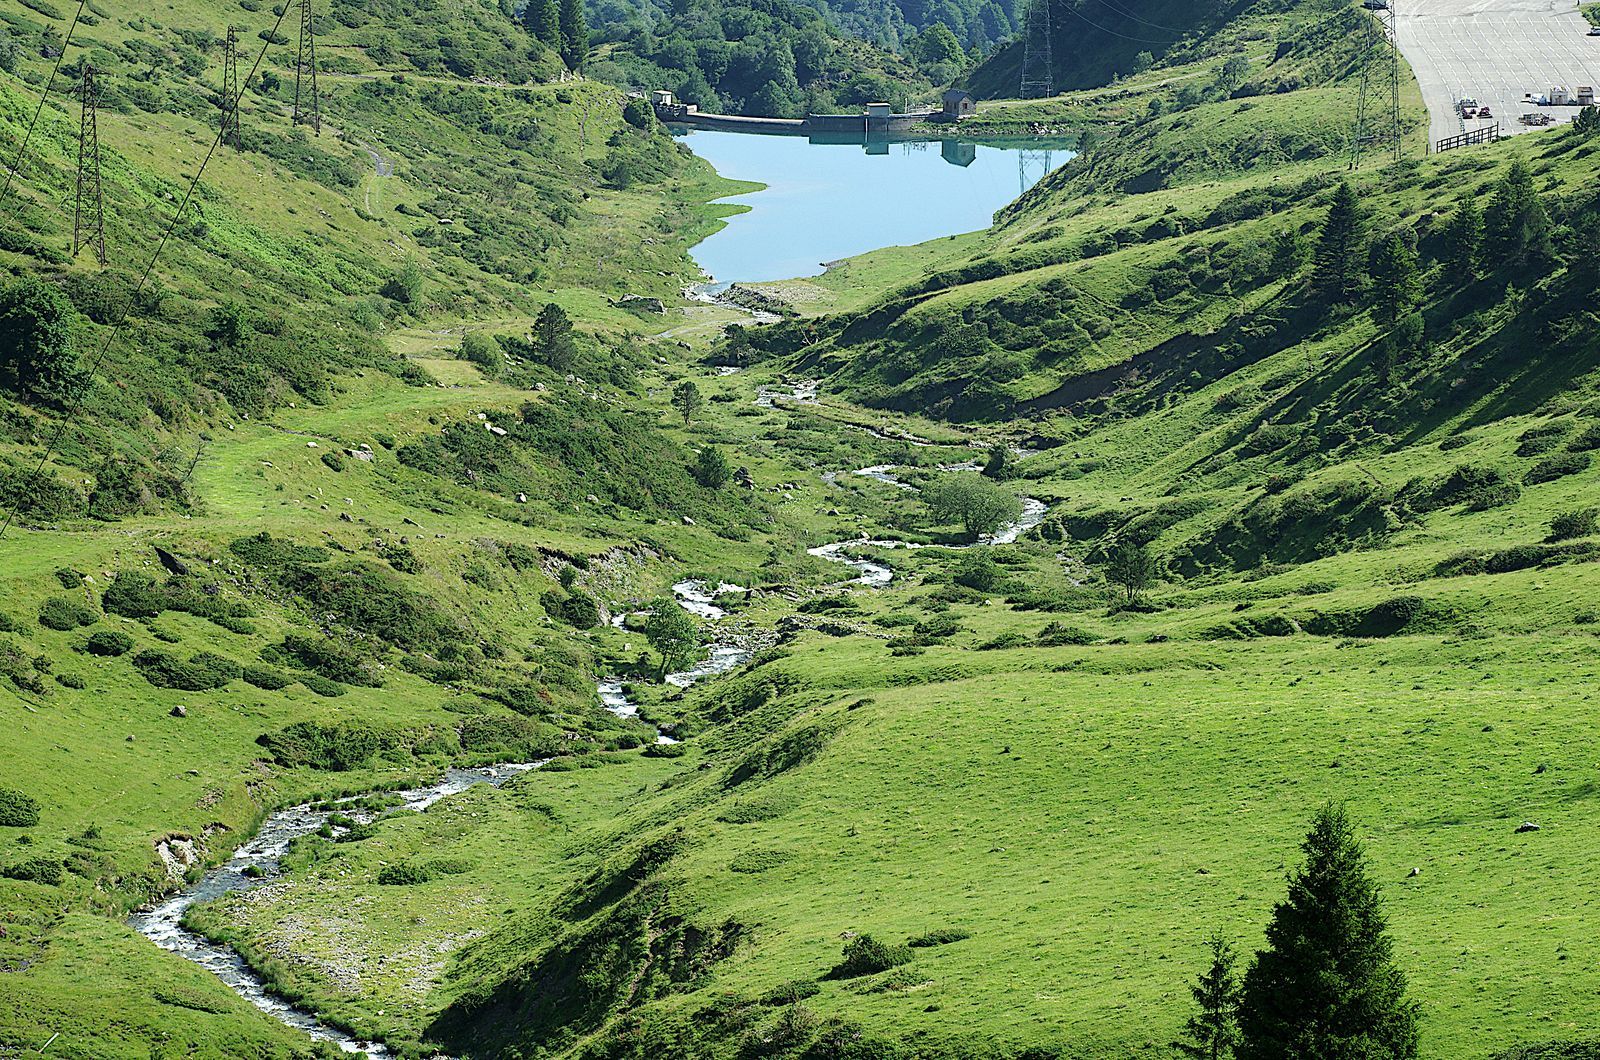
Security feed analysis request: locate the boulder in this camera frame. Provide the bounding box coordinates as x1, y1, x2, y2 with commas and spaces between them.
170, 705, 188, 718
1515, 821, 1541, 833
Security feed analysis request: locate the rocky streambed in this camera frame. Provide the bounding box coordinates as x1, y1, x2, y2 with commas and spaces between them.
129, 419, 1046, 1057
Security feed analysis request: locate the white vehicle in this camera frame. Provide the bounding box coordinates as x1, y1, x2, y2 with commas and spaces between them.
1588, 24, 1600, 36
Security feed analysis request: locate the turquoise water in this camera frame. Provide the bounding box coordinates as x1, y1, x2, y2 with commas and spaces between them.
678, 129, 1072, 285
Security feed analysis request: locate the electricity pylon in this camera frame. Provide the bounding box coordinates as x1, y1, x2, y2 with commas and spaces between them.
73, 64, 106, 265
1019, 0, 1053, 99
293, 0, 320, 135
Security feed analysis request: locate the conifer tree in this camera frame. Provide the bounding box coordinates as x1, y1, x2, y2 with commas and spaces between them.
1483, 160, 1551, 266
534, 302, 576, 372
1236, 804, 1420, 1060
523, 0, 560, 47
1311, 182, 1364, 304
1176, 935, 1240, 1060
672, 380, 703, 425
1441, 198, 1482, 279
1370, 234, 1422, 330
558, 0, 588, 70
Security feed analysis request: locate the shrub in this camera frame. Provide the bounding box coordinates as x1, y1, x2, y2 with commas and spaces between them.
1038, 622, 1095, 646
1516, 423, 1571, 456
257, 721, 384, 769
1568, 425, 1600, 452
228, 532, 331, 567
38, 595, 97, 630
242, 664, 294, 690
84, 630, 133, 656
132, 649, 241, 690
561, 591, 601, 629
1466, 481, 1521, 511
320, 451, 347, 473
1525, 453, 1591, 485
300, 673, 347, 697
102, 573, 166, 618
376, 863, 434, 885
0, 788, 42, 827
3, 856, 63, 885
272, 633, 382, 686
831, 934, 913, 979
952, 551, 1002, 592
55, 672, 86, 689
978, 631, 1030, 650
908, 927, 971, 948
761, 979, 821, 1005
1548, 508, 1598, 542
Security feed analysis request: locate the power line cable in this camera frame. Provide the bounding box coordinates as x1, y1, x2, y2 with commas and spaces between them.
1087, 0, 1185, 36
0, 1, 294, 543
1060, 2, 1180, 46
0, 0, 90, 212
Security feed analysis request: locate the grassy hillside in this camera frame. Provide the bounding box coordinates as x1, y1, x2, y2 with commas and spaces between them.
4, 0, 1600, 1057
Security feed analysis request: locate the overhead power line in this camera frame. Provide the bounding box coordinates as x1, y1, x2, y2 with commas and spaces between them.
0, 0, 296, 543
0, 0, 90, 212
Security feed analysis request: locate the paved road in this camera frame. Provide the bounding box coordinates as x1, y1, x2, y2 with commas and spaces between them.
1393, 0, 1600, 147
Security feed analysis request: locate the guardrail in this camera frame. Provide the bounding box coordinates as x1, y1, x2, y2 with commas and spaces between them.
1434, 123, 1500, 154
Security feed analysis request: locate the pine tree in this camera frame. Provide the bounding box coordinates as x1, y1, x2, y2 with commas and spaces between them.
1370, 234, 1422, 330
1311, 182, 1364, 304
1441, 198, 1482, 279
523, 0, 560, 47
557, 0, 588, 70
672, 380, 703, 425
1236, 804, 1420, 1060
1176, 935, 1240, 1060
1482, 160, 1551, 266
534, 302, 576, 372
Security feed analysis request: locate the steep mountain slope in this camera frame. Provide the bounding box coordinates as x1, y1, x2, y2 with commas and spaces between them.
966, 0, 1268, 99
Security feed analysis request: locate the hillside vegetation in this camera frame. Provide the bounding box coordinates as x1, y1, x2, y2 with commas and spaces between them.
3, 0, 1600, 1058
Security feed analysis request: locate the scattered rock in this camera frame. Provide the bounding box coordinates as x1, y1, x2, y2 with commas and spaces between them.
614, 294, 666, 314
682, 516, 696, 526
339, 512, 355, 522
306, 441, 318, 448
170, 705, 188, 718
1407, 867, 1421, 878
515, 493, 528, 504
1515, 821, 1541, 833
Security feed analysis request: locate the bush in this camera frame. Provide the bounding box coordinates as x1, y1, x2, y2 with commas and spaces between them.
38, 595, 97, 630
952, 551, 1002, 592
84, 630, 133, 656
2, 856, 63, 885
132, 649, 241, 690
320, 451, 347, 473
376, 863, 434, 885
831, 934, 913, 979
56, 672, 86, 689
1038, 622, 1095, 646
272, 633, 382, 686
1525, 453, 1591, 485
257, 721, 384, 769
0, 788, 42, 827
102, 572, 166, 618
908, 927, 970, 948
300, 673, 347, 697
1548, 508, 1599, 542
242, 664, 294, 690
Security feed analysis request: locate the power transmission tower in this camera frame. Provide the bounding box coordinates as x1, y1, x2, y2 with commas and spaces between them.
221, 25, 241, 149
1019, 0, 1053, 99
1349, 1, 1401, 169
1018, 148, 1053, 195
72, 64, 106, 266
292, 0, 320, 135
